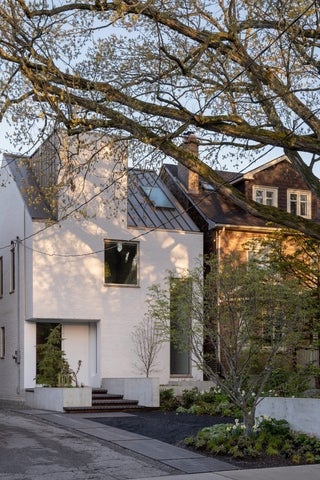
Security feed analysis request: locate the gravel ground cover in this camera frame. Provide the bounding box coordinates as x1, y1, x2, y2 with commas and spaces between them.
90, 410, 296, 469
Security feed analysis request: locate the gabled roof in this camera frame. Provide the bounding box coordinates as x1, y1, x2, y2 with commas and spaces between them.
127, 169, 199, 232
163, 164, 267, 229
4, 153, 54, 220
4, 154, 199, 232
229, 155, 290, 184
214, 169, 241, 184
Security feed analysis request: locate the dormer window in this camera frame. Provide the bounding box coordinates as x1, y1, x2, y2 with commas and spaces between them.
253, 186, 278, 207
287, 189, 311, 218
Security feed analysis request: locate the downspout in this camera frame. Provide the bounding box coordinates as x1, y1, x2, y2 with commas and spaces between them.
13, 236, 21, 395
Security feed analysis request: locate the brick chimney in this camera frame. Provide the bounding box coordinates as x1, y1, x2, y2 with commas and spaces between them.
177, 132, 199, 193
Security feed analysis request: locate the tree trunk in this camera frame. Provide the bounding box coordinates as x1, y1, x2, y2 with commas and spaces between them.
242, 407, 256, 433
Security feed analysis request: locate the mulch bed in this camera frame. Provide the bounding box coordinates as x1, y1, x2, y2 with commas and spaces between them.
89, 410, 297, 469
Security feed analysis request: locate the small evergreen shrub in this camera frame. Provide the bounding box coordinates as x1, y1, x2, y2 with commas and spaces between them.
36, 324, 82, 387
159, 388, 181, 410
180, 387, 199, 408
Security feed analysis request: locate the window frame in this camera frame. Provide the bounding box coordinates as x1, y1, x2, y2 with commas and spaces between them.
169, 277, 192, 376
0, 327, 5, 359
287, 189, 311, 219
252, 186, 278, 207
10, 242, 15, 294
104, 239, 139, 287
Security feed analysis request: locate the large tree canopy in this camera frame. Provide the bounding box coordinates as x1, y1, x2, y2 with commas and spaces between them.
1, 1, 320, 237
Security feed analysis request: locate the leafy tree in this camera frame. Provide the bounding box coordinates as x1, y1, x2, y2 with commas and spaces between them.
247, 230, 320, 384
147, 254, 316, 431
1, 1, 320, 237
248, 230, 320, 294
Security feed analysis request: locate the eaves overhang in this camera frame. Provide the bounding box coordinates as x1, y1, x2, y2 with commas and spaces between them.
26, 317, 100, 324
212, 224, 280, 233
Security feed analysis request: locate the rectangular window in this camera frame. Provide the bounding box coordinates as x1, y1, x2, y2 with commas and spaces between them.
10, 242, 15, 293
104, 240, 138, 285
170, 277, 192, 375
288, 190, 311, 218
253, 186, 278, 207
0, 257, 3, 298
0, 327, 5, 359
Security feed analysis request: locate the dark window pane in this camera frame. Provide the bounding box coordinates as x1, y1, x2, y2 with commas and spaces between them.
170, 278, 192, 375
290, 193, 297, 215
105, 241, 138, 285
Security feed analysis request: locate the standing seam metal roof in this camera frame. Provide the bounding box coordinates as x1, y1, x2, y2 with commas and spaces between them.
127, 169, 199, 232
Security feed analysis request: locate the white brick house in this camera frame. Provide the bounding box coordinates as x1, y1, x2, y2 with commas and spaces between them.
0, 132, 203, 401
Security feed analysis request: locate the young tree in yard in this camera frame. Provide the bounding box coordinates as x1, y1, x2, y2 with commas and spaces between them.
131, 315, 162, 377
147, 254, 316, 431
36, 324, 82, 387
36, 324, 72, 387
1, 1, 320, 238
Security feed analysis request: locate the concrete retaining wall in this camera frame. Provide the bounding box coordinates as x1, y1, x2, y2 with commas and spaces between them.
256, 397, 320, 438
25, 387, 92, 412
160, 380, 216, 398
102, 378, 159, 407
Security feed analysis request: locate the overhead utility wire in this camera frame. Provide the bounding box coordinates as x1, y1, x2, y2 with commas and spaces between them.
1, 1, 318, 256
19, 152, 265, 259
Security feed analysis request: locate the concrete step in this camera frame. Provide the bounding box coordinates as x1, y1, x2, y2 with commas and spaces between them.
63, 387, 140, 413
92, 399, 139, 406
64, 403, 143, 413
92, 393, 124, 400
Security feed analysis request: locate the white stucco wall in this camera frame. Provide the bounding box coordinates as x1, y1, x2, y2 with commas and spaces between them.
30, 221, 203, 386
0, 165, 34, 400
26, 133, 203, 387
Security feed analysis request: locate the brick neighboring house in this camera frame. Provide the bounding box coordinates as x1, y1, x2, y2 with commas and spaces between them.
0, 131, 203, 402
161, 134, 319, 262
161, 133, 320, 371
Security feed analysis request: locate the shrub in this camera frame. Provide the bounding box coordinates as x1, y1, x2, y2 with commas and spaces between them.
181, 387, 199, 408
257, 357, 320, 398
185, 416, 320, 464
159, 388, 181, 410
178, 387, 242, 417
36, 324, 82, 387
36, 324, 72, 387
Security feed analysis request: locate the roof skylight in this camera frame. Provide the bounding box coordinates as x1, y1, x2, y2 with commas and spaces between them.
142, 186, 174, 209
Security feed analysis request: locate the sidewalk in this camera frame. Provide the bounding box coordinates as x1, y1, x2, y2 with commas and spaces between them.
3, 402, 320, 480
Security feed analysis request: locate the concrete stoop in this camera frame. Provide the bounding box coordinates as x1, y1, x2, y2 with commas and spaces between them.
63, 388, 142, 413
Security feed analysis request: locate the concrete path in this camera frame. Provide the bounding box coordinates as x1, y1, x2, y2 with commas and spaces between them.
1, 403, 320, 480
